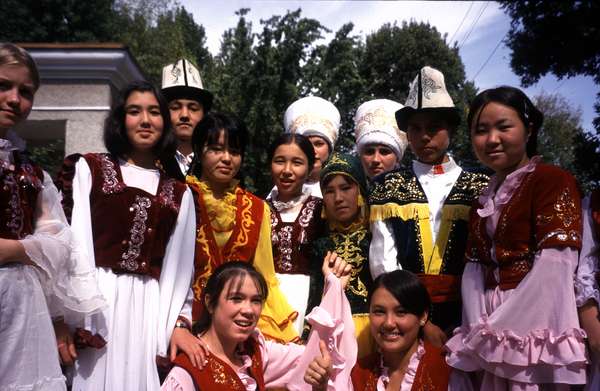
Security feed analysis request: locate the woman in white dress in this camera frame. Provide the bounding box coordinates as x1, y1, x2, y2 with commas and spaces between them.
57, 80, 198, 391
0, 43, 105, 391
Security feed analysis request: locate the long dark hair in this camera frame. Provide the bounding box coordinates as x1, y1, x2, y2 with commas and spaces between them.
192, 261, 268, 335
189, 112, 249, 180
369, 270, 430, 320
268, 133, 316, 174
467, 86, 543, 157
104, 81, 176, 157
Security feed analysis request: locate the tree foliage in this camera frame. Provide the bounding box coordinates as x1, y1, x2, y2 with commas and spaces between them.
4, 2, 597, 192
499, 0, 600, 133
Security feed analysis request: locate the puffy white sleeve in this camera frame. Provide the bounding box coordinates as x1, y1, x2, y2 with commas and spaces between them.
21, 168, 105, 320
157, 187, 196, 357
575, 196, 600, 307
369, 220, 399, 278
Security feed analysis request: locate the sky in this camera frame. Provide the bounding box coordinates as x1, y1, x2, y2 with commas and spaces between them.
181, 0, 598, 132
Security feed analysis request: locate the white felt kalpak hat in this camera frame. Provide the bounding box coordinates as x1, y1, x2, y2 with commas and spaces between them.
395, 66, 460, 130
161, 58, 213, 111
354, 99, 408, 160
283, 96, 340, 151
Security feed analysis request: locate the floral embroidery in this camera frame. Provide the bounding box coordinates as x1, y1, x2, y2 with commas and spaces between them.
193, 225, 212, 301
207, 358, 245, 390
538, 229, 581, 248
332, 228, 368, 298
229, 192, 253, 257
4, 173, 23, 236
275, 225, 294, 271
553, 187, 578, 227
119, 196, 151, 272
421, 72, 441, 99
158, 178, 179, 212
298, 198, 318, 243
406, 78, 418, 107
99, 154, 125, 194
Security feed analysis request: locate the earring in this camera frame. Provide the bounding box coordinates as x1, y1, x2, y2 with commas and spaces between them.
419, 320, 426, 326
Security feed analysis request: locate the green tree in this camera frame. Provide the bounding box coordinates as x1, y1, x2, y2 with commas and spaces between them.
499, 1, 600, 132
532, 91, 600, 192
358, 21, 477, 166
212, 9, 326, 194
303, 23, 365, 151
534, 92, 580, 170
0, 0, 117, 42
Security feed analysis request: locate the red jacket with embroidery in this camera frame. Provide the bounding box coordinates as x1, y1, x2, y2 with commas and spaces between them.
172, 336, 266, 391
187, 179, 265, 320
350, 341, 451, 391
466, 163, 582, 290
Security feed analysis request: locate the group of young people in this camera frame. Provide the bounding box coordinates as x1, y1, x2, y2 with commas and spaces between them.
1, 42, 599, 391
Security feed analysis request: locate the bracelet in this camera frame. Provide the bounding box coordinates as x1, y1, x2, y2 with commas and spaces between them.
175, 319, 191, 330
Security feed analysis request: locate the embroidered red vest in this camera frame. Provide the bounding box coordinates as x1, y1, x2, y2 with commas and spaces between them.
0, 152, 44, 239
57, 153, 187, 280
172, 337, 266, 391
466, 163, 582, 290
350, 342, 451, 391
187, 180, 264, 320
269, 196, 323, 275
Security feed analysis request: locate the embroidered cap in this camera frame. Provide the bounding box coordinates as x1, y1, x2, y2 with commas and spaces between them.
395, 66, 460, 131
284, 96, 340, 152
320, 153, 367, 197
354, 99, 407, 161
161, 58, 213, 111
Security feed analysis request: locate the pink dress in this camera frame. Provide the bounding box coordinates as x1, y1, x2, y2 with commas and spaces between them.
446, 158, 587, 390
161, 272, 357, 391
575, 194, 600, 389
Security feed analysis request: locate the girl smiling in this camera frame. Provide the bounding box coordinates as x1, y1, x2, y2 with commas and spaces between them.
268, 133, 324, 337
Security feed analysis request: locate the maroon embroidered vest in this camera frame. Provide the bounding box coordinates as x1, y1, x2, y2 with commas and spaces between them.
172, 336, 266, 391
350, 342, 451, 391
58, 153, 187, 280
0, 152, 44, 239
466, 163, 582, 290
268, 196, 323, 275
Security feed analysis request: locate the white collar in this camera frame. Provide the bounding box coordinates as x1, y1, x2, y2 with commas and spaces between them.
412, 156, 459, 178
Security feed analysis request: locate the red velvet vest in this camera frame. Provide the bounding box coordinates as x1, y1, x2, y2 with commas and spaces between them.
466, 163, 582, 290
187, 180, 265, 321
58, 153, 186, 280
172, 337, 266, 391
269, 196, 323, 275
0, 152, 44, 239
350, 342, 451, 391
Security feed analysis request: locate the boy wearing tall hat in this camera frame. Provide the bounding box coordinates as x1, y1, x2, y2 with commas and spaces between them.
368, 66, 488, 342
161, 59, 213, 175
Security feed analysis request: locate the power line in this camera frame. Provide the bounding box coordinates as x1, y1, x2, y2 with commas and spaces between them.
472, 33, 506, 81
448, 2, 474, 45
458, 1, 489, 50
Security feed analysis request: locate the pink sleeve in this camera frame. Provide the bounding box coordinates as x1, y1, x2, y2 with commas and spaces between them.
447, 247, 588, 383
260, 335, 305, 387
286, 273, 357, 391
575, 196, 600, 307
459, 262, 488, 328
160, 366, 196, 391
